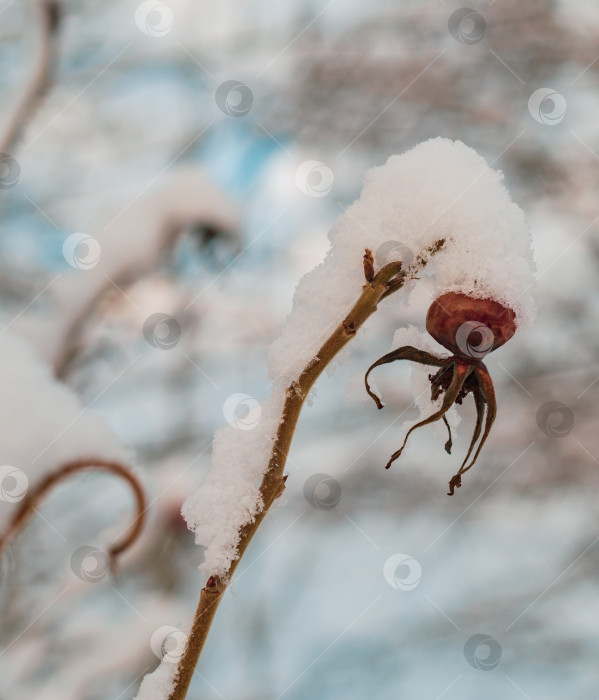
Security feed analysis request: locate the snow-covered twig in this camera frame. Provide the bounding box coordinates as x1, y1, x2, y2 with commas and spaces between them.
161, 241, 444, 700
136, 136, 535, 699
12, 166, 239, 377
0, 0, 61, 155
0, 457, 147, 568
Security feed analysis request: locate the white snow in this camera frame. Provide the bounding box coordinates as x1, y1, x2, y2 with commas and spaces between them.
134, 613, 193, 700
183, 138, 535, 581
135, 657, 178, 700
0, 330, 129, 534
268, 138, 536, 384
182, 390, 286, 577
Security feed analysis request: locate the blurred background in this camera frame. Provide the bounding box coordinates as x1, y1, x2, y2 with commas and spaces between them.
1, 0, 599, 698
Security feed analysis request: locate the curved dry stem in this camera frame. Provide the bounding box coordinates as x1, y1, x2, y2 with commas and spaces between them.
164, 240, 445, 700
0, 1, 61, 156
0, 458, 147, 568
385, 361, 474, 470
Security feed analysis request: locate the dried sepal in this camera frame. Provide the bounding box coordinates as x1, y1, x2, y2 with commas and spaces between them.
364, 345, 446, 409
365, 345, 500, 494
447, 362, 497, 493
384, 361, 474, 469
442, 415, 453, 454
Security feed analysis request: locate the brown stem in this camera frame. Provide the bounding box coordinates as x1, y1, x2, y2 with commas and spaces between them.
0, 1, 61, 155
166, 239, 445, 700
0, 458, 147, 568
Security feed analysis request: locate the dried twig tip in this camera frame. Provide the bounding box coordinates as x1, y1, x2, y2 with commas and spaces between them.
363, 248, 375, 283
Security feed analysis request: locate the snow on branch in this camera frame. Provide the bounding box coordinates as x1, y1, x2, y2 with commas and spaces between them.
139, 138, 535, 699
268, 137, 535, 384
183, 137, 535, 580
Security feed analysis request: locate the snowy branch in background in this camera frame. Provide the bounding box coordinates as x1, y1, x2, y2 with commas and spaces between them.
0, 0, 61, 156
13, 165, 239, 378
0, 164, 241, 605
136, 138, 535, 699
0, 330, 145, 565
187, 137, 535, 581
0, 458, 146, 565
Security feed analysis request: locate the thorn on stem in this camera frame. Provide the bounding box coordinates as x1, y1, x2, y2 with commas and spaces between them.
44, 1, 62, 33
273, 474, 288, 498
108, 553, 119, 577
343, 320, 356, 337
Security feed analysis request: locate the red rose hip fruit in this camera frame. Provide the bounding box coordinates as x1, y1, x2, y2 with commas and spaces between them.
426, 292, 517, 358
365, 292, 519, 495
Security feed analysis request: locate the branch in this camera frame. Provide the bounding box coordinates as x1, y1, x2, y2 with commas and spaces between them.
53, 220, 183, 381
49, 190, 238, 380
0, 458, 147, 569
0, 0, 61, 155
166, 240, 445, 699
